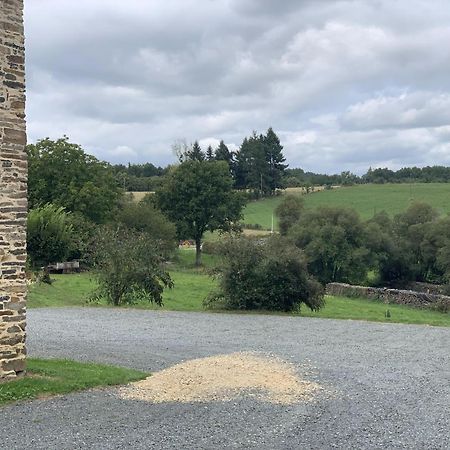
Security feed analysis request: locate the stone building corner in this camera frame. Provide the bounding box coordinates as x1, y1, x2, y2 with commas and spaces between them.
0, 0, 27, 379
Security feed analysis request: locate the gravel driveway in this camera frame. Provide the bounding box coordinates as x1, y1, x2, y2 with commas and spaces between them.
2, 308, 449, 449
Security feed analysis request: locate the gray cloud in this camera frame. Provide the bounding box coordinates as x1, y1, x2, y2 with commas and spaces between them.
24, 0, 450, 172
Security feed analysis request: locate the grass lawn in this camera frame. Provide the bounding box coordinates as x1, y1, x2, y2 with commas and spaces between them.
0, 358, 147, 406
28, 271, 216, 312
28, 249, 449, 326
243, 183, 450, 229
28, 249, 218, 311
302, 296, 450, 327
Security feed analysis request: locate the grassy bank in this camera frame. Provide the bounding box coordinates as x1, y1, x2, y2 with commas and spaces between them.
303, 296, 450, 327
0, 359, 147, 406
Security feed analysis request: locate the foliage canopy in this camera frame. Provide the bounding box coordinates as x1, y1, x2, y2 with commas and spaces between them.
28, 137, 121, 223
156, 160, 245, 265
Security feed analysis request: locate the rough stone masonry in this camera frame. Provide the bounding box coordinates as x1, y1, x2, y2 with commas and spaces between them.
0, 0, 27, 378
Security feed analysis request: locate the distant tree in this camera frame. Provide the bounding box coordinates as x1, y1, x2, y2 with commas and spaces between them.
206, 145, 214, 161
173, 140, 206, 162
27, 204, 74, 281
187, 141, 205, 161
289, 207, 370, 284
214, 140, 232, 162
340, 171, 359, 186
116, 202, 177, 256
214, 140, 235, 175
393, 202, 439, 282
275, 195, 304, 235
91, 227, 173, 306
156, 160, 245, 266
234, 128, 287, 194
364, 212, 415, 286
205, 236, 324, 312
263, 127, 287, 193
235, 133, 268, 193
27, 137, 121, 223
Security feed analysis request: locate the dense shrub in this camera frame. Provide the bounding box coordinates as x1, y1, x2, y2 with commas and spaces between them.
27, 204, 74, 272
205, 236, 324, 312
116, 201, 177, 257
90, 227, 173, 306
201, 240, 221, 255
288, 207, 370, 284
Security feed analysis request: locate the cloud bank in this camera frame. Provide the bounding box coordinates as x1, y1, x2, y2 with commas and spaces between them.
24, 0, 450, 173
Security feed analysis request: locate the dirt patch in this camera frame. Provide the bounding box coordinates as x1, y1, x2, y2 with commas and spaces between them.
119, 352, 321, 405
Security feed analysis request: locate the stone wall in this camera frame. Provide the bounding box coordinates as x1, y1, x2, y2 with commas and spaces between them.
326, 283, 450, 310
0, 0, 27, 379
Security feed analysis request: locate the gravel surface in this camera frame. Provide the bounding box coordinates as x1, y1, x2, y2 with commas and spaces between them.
2, 308, 449, 449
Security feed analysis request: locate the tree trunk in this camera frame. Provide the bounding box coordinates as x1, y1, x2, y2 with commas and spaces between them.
195, 238, 202, 266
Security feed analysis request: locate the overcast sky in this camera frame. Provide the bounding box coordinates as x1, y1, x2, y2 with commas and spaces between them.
24, 0, 450, 173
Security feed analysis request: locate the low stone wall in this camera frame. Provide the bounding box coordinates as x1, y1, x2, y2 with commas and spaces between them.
326, 283, 450, 310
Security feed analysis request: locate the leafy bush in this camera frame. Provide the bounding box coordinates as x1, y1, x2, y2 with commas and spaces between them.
90, 227, 173, 306
275, 195, 304, 235
201, 240, 221, 255
288, 207, 370, 284
116, 201, 177, 257
205, 236, 324, 312
27, 204, 74, 272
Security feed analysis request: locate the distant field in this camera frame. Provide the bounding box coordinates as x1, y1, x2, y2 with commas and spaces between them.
243, 183, 450, 229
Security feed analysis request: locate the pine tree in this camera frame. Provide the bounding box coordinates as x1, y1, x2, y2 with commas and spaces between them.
263, 127, 287, 193
206, 145, 214, 161
186, 141, 205, 161
234, 128, 287, 195
214, 140, 235, 177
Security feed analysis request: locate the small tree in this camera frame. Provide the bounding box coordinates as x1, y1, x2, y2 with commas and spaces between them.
27, 204, 74, 282
91, 227, 173, 306
275, 195, 304, 235
205, 236, 324, 312
156, 160, 245, 266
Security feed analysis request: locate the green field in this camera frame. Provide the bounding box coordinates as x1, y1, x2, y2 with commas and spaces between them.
28, 250, 449, 327
29, 250, 218, 311
243, 183, 450, 229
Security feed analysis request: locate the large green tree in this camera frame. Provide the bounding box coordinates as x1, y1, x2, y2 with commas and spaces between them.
263, 127, 287, 193
234, 128, 287, 194
28, 137, 121, 223
156, 160, 245, 265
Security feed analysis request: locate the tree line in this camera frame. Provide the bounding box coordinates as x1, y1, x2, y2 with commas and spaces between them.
276, 196, 450, 292
113, 127, 287, 195
284, 166, 450, 188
